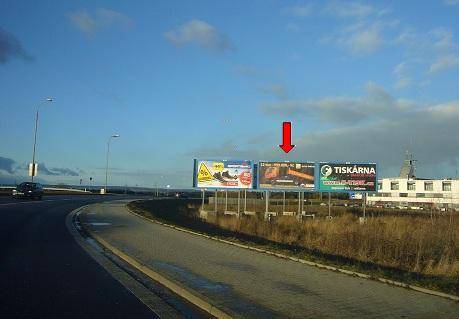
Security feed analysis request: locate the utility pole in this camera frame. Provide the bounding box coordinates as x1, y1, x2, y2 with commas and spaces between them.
104, 134, 120, 194
31, 98, 53, 182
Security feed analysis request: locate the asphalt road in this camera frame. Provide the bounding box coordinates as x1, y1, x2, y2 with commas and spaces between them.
0, 195, 157, 319
81, 201, 459, 319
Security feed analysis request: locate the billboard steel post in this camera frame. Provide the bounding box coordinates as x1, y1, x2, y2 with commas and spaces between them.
214, 190, 217, 213
265, 191, 269, 213
283, 191, 286, 213
298, 191, 301, 215
201, 189, 205, 211
328, 192, 331, 218
225, 190, 228, 211
244, 189, 247, 212
363, 193, 366, 219
237, 191, 240, 214
302, 192, 305, 213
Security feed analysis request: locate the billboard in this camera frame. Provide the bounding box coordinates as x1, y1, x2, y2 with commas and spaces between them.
194, 159, 253, 189
318, 163, 377, 192
258, 161, 315, 190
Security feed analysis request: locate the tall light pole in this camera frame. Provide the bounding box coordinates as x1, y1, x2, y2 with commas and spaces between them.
31, 97, 53, 182
104, 134, 120, 194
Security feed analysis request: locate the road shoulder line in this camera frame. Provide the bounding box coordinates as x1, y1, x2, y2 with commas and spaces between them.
75, 204, 233, 319
66, 205, 185, 319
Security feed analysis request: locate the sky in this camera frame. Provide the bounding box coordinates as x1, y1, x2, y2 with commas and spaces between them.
1, 0, 459, 188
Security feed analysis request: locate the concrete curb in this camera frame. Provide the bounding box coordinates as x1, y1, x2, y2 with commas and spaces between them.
78, 205, 233, 319
127, 205, 459, 302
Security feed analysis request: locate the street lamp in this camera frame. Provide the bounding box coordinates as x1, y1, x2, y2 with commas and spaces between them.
104, 134, 120, 194
31, 97, 53, 182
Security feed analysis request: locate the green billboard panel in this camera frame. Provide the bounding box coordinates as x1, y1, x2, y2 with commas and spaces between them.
318, 163, 377, 192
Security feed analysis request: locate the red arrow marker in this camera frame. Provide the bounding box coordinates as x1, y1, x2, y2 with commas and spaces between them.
279, 121, 295, 153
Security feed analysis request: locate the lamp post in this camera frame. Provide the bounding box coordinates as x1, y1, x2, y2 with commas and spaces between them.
104, 134, 120, 194
31, 97, 53, 182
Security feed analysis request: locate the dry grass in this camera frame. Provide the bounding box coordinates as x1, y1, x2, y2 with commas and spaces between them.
209, 213, 458, 278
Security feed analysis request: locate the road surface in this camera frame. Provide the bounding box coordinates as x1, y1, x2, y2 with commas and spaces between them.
0, 195, 164, 318
80, 201, 459, 319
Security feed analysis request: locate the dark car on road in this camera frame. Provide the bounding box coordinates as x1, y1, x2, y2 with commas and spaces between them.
12, 182, 44, 200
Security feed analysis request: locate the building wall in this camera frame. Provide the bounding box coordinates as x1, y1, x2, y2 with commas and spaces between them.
367, 178, 459, 208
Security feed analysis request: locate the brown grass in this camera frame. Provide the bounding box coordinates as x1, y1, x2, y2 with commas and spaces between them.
208, 213, 458, 278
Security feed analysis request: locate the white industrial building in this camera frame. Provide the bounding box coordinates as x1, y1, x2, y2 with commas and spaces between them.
367, 153, 459, 210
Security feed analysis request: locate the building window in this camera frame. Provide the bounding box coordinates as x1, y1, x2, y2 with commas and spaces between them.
399, 193, 408, 197
407, 182, 416, 191
391, 182, 399, 190
424, 182, 433, 191
442, 182, 452, 191
378, 183, 382, 190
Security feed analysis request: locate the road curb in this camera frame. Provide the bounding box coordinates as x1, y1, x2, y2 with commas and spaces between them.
126, 205, 459, 302
78, 204, 233, 319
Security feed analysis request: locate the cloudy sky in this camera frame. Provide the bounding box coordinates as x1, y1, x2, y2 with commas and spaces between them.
1, 0, 459, 187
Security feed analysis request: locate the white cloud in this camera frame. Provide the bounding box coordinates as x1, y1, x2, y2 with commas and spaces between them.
164, 19, 233, 53
68, 8, 132, 34
195, 89, 459, 178
394, 77, 413, 90
324, 1, 374, 18
259, 84, 288, 99
396, 27, 459, 75
443, 0, 459, 5
345, 25, 382, 54
322, 21, 384, 55
393, 62, 407, 77
261, 82, 415, 125
290, 98, 459, 175
199, 85, 459, 178
393, 62, 413, 89
428, 55, 459, 74
285, 23, 300, 32
284, 4, 314, 17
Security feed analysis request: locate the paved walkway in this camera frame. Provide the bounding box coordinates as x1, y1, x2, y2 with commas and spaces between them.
80, 201, 459, 319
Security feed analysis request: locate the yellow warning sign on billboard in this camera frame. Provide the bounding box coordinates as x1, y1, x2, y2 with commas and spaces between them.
197, 162, 213, 182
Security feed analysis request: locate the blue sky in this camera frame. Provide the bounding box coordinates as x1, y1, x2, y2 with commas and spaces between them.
1, 0, 459, 187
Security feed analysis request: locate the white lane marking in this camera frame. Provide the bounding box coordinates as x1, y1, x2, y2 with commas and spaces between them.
87, 222, 112, 226
0, 199, 74, 207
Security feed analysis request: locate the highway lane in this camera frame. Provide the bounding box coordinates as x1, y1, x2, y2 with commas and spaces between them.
0, 195, 158, 319
81, 201, 459, 319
